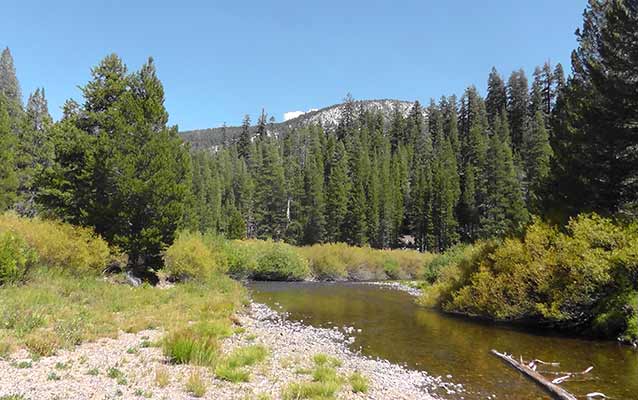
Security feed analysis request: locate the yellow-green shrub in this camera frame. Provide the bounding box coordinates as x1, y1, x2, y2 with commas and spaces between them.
163, 231, 227, 280
423, 215, 638, 341
299, 243, 433, 280
0, 213, 109, 274
0, 231, 38, 285
227, 240, 309, 281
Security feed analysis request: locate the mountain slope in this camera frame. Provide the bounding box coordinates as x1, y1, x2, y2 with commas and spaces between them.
180, 99, 422, 151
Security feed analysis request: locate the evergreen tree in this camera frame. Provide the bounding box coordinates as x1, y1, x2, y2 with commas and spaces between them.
486, 67, 507, 128
325, 141, 351, 242
39, 55, 192, 270
255, 141, 287, 239
481, 113, 528, 237
507, 69, 530, 152
0, 95, 18, 210
549, 0, 638, 218
302, 127, 326, 244
523, 110, 552, 210
14, 88, 54, 215
238, 114, 251, 159
432, 136, 460, 250
0, 47, 22, 121
256, 108, 268, 140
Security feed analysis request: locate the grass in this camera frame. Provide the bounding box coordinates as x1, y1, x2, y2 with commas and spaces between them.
47, 371, 61, 381
107, 367, 127, 385
185, 371, 207, 397
349, 371, 369, 393
154, 366, 170, 388
0, 396, 27, 400
282, 353, 344, 400
214, 345, 268, 382
86, 367, 99, 376
0, 269, 245, 357
14, 360, 32, 369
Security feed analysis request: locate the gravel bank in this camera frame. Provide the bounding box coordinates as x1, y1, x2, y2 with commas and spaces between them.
363, 281, 423, 297
0, 302, 459, 400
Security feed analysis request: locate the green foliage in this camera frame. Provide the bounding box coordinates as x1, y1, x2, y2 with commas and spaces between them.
0, 94, 18, 211
185, 371, 207, 397
162, 327, 219, 367
228, 240, 310, 281
300, 243, 433, 281
0, 231, 37, 285
38, 54, 191, 270
163, 231, 227, 280
214, 345, 268, 382
0, 213, 110, 275
423, 215, 638, 340
349, 371, 369, 393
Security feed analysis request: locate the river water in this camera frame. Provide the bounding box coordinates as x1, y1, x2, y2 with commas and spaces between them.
250, 281, 638, 400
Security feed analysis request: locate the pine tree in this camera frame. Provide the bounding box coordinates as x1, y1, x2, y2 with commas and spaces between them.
39, 55, 192, 270
325, 141, 351, 242
549, 0, 638, 218
0, 47, 22, 121
523, 110, 552, 210
14, 88, 54, 215
481, 113, 528, 237
302, 126, 326, 244
486, 67, 507, 128
432, 136, 460, 250
0, 95, 18, 210
256, 108, 268, 140
254, 141, 287, 239
238, 114, 251, 159
507, 69, 530, 152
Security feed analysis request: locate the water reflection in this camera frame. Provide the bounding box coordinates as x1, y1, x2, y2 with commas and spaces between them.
250, 281, 638, 400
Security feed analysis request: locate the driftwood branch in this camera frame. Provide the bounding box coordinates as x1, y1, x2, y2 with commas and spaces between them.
490, 349, 578, 400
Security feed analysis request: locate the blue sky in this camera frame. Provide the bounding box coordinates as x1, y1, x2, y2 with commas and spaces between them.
3, 1, 585, 131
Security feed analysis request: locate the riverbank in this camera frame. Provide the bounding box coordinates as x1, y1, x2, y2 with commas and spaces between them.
0, 301, 460, 400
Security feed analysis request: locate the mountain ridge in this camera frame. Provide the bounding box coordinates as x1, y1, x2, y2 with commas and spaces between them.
180, 98, 423, 151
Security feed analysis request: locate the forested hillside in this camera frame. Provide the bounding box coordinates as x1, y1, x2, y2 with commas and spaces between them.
185, 65, 560, 251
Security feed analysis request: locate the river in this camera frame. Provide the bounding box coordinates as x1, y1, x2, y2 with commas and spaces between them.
250, 281, 637, 400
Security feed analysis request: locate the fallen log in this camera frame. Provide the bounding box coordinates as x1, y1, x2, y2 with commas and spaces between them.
490, 349, 578, 400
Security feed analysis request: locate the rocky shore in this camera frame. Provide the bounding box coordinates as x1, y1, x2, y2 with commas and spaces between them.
0, 302, 460, 400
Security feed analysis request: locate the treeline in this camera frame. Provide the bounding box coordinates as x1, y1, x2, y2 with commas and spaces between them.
187, 67, 558, 251
0, 0, 635, 269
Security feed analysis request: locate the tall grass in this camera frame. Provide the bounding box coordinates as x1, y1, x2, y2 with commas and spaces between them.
0, 269, 245, 356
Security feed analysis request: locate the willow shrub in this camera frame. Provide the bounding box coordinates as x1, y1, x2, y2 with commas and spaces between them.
0, 232, 38, 285
163, 231, 228, 280
0, 213, 110, 276
422, 215, 638, 340
227, 240, 309, 281
299, 243, 433, 281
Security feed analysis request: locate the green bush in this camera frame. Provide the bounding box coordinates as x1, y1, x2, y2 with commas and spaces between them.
299, 243, 433, 281
0, 213, 110, 274
422, 214, 638, 341
163, 231, 225, 280
0, 231, 37, 285
228, 240, 309, 281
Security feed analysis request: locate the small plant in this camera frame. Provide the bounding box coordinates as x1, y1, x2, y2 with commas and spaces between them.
107, 367, 127, 385
214, 345, 268, 382
47, 371, 61, 381
185, 371, 207, 397
312, 353, 341, 368
126, 347, 138, 354
154, 367, 170, 388
87, 367, 99, 376
55, 361, 69, 370
349, 371, 369, 393
162, 328, 218, 367
15, 360, 32, 369
0, 395, 28, 400
282, 381, 340, 400
24, 331, 58, 357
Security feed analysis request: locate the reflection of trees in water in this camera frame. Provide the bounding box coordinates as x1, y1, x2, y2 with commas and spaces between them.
253, 282, 638, 400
